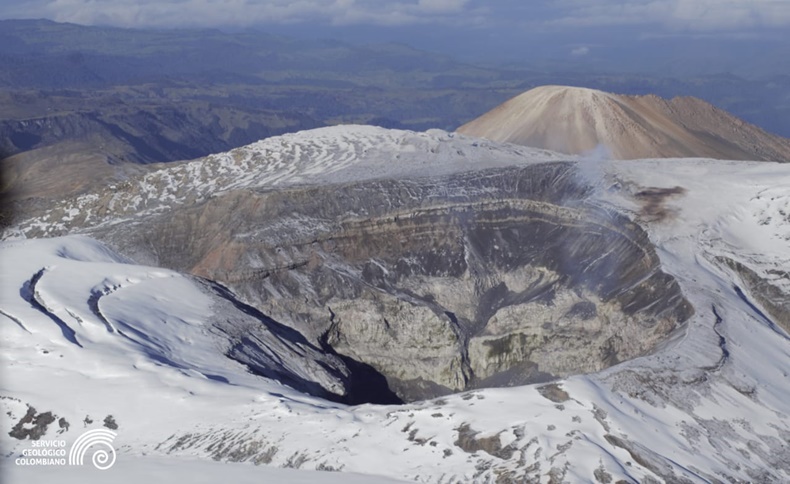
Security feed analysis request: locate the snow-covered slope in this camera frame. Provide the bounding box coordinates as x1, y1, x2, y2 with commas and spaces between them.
3, 126, 790, 483
6, 126, 562, 240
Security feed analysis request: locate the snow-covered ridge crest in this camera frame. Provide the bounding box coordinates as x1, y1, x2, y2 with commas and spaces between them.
6, 125, 564, 239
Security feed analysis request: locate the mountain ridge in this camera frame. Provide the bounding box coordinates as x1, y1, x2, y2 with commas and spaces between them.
457, 85, 790, 162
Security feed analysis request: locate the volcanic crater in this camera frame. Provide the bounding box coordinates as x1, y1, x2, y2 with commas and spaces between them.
91, 162, 693, 403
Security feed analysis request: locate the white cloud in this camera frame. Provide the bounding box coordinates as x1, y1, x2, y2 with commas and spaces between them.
551, 0, 790, 31
571, 45, 590, 56
20, 0, 483, 28
417, 0, 470, 14
2, 0, 788, 32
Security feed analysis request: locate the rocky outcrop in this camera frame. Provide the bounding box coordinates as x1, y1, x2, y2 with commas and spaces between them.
8, 406, 57, 440
717, 256, 790, 335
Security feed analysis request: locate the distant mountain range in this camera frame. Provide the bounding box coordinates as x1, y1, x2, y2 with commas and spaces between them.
1, 19, 789, 177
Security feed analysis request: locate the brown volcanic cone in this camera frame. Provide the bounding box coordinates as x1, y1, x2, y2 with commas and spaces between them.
457, 85, 790, 162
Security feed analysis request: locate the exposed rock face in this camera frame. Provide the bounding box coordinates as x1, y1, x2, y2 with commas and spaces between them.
717, 256, 790, 335
5, 127, 693, 402
85, 163, 691, 401
457, 85, 790, 162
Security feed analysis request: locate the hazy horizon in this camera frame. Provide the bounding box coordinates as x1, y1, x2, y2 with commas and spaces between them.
1, 1, 789, 77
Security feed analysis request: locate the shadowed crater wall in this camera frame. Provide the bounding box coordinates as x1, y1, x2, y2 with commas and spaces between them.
97, 162, 693, 402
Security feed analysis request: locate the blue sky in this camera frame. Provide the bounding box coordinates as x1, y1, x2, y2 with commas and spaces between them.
1, 1, 789, 75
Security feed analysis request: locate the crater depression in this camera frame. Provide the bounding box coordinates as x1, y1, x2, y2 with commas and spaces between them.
9, 127, 694, 403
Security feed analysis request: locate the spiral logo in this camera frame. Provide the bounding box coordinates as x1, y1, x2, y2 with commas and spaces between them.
68, 429, 117, 470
